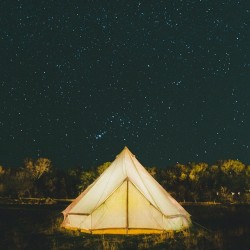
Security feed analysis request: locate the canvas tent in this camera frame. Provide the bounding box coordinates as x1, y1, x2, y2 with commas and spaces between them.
61, 147, 191, 234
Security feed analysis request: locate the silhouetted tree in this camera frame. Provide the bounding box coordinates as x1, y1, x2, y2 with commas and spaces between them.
24, 158, 52, 180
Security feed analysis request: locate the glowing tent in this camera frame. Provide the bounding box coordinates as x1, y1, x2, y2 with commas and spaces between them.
61, 147, 191, 234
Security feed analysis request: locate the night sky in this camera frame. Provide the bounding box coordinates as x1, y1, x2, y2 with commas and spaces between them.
0, 1, 250, 169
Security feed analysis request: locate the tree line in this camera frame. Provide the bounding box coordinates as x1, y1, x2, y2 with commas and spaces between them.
0, 158, 249, 203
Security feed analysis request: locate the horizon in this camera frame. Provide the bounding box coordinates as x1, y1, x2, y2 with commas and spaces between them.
1, 145, 249, 170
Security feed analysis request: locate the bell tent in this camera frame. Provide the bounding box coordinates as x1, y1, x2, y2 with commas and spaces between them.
61, 147, 191, 234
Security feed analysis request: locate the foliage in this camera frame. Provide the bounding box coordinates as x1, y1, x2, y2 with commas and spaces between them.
24, 158, 52, 179
77, 170, 96, 193
0, 157, 249, 203
97, 161, 112, 175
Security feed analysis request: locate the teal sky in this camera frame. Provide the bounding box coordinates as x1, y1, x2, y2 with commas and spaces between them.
0, 1, 249, 168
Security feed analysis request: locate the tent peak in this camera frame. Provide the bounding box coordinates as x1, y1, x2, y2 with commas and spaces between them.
119, 146, 135, 158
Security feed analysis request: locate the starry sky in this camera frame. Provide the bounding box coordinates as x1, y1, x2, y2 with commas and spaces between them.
0, 1, 250, 169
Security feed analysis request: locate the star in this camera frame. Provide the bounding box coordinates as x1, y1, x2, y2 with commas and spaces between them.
0, 1, 249, 168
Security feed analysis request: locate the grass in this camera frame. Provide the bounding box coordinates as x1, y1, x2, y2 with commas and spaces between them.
53, 227, 224, 250
0, 204, 249, 249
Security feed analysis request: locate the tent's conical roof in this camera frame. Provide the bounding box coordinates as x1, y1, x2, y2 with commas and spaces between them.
62, 147, 191, 234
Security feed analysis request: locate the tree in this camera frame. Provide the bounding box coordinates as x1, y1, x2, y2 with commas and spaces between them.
24, 158, 52, 180
176, 163, 189, 181
4, 168, 34, 198
246, 165, 250, 191
66, 167, 82, 197
0, 165, 5, 175
97, 162, 111, 176
77, 170, 96, 193
189, 162, 208, 182
169, 163, 191, 201
188, 163, 209, 201
219, 186, 234, 203
146, 167, 158, 178
220, 159, 245, 176
0, 165, 6, 195
204, 164, 220, 201
218, 159, 246, 195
